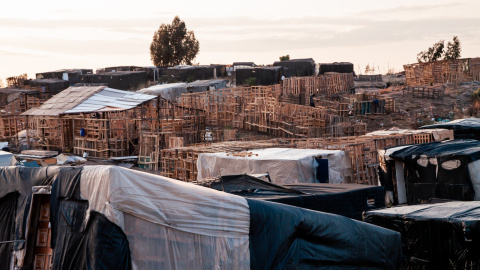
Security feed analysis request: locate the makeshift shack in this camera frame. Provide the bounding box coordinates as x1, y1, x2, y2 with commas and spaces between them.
318, 62, 354, 75
273, 58, 316, 76
36, 69, 93, 86
80, 71, 148, 91
420, 118, 480, 140
235, 66, 286, 86
197, 174, 385, 220
0, 165, 401, 269
196, 148, 351, 184
364, 201, 480, 269
379, 139, 480, 205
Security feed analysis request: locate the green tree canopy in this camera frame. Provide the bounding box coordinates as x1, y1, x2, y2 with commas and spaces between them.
279, 55, 290, 61
444, 36, 461, 60
150, 16, 200, 66
416, 36, 461, 63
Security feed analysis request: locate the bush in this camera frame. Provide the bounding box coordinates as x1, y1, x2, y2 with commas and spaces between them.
245, 77, 257, 86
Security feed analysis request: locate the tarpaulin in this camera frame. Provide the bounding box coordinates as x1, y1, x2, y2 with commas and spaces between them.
364, 201, 480, 269
200, 174, 384, 220
387, 140, 480, 204
420, 118, 480, 140
197, 148, 350, 184
50, 167, 131, 269
0, 192, 19, 267
248, 198, 401, 269
0, 167, 58, 266
78, 166, 250, 269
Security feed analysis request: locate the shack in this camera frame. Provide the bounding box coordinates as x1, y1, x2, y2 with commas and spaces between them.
22, 85, 206, 158
379, 139, 480, 205
36, 69, 93, 86
28, 79, 69, 92
364, 201, 480, 269
420, 118, 480, 140
196, 148, 351, 184
318, 62, 354, 75
403, 57, 480, 85
80, 71, 148, 91
273, 58, 316, 76
235, 66, 286, 86
0, 165, 401, 269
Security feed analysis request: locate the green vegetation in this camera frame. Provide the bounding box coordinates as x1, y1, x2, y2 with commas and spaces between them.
245, 77, 257, 86
150, 16, 200, 66
417, 36, 461, 63
279, 55, 290, 61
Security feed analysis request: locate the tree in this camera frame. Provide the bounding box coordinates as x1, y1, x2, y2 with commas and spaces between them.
416, 36, 461, 63
444, 36, 461, 60
150, 16, 200, 66
417, 40, 444, 63
279, 55, 290, 61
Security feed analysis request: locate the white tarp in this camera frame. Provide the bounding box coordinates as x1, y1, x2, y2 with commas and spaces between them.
0, 150, 14, 166
79, 166, 250, 270
197, 148, 350, 184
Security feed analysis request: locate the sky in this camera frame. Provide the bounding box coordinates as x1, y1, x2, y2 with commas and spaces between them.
0, 0, 479, 85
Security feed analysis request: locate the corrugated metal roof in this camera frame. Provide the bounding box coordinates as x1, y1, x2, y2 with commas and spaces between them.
23, 86, 105, 116
22, 86, 156, 116
64, 88, 155, 114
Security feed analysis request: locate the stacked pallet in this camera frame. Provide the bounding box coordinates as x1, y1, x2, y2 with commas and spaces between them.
298, 129, 453, 185
404, 58, 480, 86
160, 139, 297, 181
282, 73, 354, 98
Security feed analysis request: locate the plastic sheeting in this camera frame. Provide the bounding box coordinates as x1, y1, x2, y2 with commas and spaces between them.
364, 201, 480, 268
248, 198, 401, 269
78, 166, 250, 270
0, 167, 57, 268
200, 174, 385, 220
420, 118, 480, 140
0, 150, 14, 166
387, 140, 480, 204
0, 192, 19, 267
197, 148, 350, 184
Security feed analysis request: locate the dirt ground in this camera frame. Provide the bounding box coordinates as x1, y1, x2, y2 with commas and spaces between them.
353, 76, 480, 132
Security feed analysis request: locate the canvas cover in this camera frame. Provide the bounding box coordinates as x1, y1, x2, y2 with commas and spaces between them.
197, 148, 350, 184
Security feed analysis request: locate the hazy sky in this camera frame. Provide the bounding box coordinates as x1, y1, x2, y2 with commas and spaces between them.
1, 0, 479, 83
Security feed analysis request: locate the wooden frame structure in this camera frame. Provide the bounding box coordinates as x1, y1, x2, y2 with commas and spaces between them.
404, 58, 480, 86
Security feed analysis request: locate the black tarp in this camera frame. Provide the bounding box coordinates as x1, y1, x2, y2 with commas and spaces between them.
0, 167, 56, 269
364, 201, 480, 269
318, 62, 354, 75
0, 192, 19, 266
0, 167, 55, 252
388, 140, 480, 204
273, 58, 315, 76
248, 198, 401, 269
80, 71, 148, 91
200, 174, 385, 220
235, 67, 286, 86
420, 118, 480, 140
50, 167, 131, 269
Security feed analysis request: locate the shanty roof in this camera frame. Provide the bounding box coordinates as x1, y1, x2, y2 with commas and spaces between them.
22, 86, 155, 116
